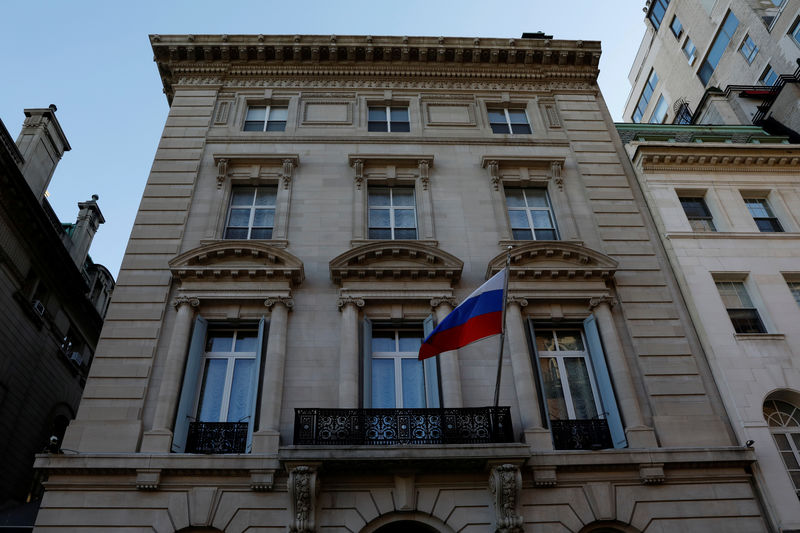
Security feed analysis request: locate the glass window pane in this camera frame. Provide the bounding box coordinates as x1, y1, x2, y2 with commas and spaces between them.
391, 122, 410, 132
394, 228, 417, 239
505, 189, 526, 207
268, 106, 288, 121
372, 331, 395, 352
394, 209, 416, 228
490, 123, 510, 134
368, 188, 390, 206
207, 332, 233, 352
792, 433, 800, 447
243, 121, 265, 131
368, 121, 388, 132
508, 210, 530, 229
265, 121, 286, 131
536, 333, 556, 352
369, 228, 392, 239
534, 229, 557, 240
507, 110, 528, 123
557, 331, 584, 351
775, 433, 791, 450
368, 107, 387, 121
372, 359, 395, 408
228, 209, 251, 227
745, 199, 770, 218
225, 228, 248, 239
255, 187, 277, 206
197, 359, 227, 421
234, 331, 258, 352
390, 107, 409, 121
391, 189, 415, 206
782, 450, 800, 469
525, 189, 548, 207
565, 358, 598, 419
369, 209, 390, 228
398, 331, 422, 352
253, 209, 275, 227
401, 359, 426, 408
487, 110, 507, 123
231, 188, 255, 206
512, 228, 533, 240
540, 357, 568, 420
246, 107, 266, 121
531, 210, 554, 229
510, 123, 532, 134
227, 359, 254, 422
250, 228, 272, 239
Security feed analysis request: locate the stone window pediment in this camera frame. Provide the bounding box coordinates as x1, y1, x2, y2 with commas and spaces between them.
330, 241, 462, 285
486, 241, 617, 281
170, 241, 304, 286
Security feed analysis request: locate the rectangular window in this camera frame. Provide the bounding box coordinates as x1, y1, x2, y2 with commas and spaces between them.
739, 34, 759, 63
244, 105, 288, 132
633, 70, 659, 123
698, 11, 740, 85
671, 15, 683, 38
488, 108, 532, 134
224, 186, 277, 239
649, 94, 669, 123
680, 196, 716, 231
648, 0, 670, 29
760, 64, 779, 85
790, 17, 800, 47
368, 106, 410, 132
716, 281, 767, 333
368, 186, 417, 239
682, 36, 697, 64
788, 281, 800, 307
744, 197, 783, 232
505, 187, 558, 240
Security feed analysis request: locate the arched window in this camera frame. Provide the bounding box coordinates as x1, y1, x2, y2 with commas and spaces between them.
764, 398, 800, 498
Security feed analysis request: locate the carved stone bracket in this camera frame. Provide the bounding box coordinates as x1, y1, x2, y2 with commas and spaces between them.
289, 465, 318, 533
173, 296, 200, 310
639, 463, 665, 485
337, 297, 365, 310
487, 160, 500, 191
265, 296, 294, 311
352, 158, 364, 190
418, 159, 430, 191
135, 469, 161, 490
589, 295, 617, 311
532, 466, 557, 488
551, 161, 563, 191
430, 296, 458, 309
216, 158, 229, 189
251, 469, 275, 491
489, 464, 524, 533
282, 158, 295, 190
506, 296, 529, 308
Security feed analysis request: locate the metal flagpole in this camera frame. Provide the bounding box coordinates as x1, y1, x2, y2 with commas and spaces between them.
493, 246, 512, 408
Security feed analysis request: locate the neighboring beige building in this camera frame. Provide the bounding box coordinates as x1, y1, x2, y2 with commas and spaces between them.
618, 121, 800, 532
35, 34, 770, 532
624, 0, 800, 125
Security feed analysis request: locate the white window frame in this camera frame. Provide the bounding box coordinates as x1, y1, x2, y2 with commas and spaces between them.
505, 187, 559, 241
760, 64, 779, 85
743, 196, 784, 232
649, 94, 669, 124
244, 104, 288, 132
487, 107, 532, 135
633, 69, 659, 123
367, 105, 410, 133
367, 186, 418, 240
739, 34, 759, 63
787, 281, 800, 307
678, 195, 717, 232
370, 326, 431, 408
715, 280, 768, 334
682, 36, 697, 64
224, 185, 278, 240
764, 398, 800, 499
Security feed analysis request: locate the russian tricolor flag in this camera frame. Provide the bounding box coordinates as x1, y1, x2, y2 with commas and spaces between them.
418, 268, 507, 360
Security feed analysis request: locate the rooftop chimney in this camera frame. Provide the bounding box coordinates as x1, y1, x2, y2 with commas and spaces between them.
16, 104, 71, 201
70, 194, 105, 268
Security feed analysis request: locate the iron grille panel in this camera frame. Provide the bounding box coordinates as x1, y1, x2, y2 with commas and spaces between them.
550, 419, 613, 450
294, 407, 514, 445
186, 421, 248, 454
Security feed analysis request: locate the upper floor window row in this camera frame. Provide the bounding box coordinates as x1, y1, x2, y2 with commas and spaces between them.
648, 0, 670, 30
698, 11, 740, 86
244, 105, 288, 131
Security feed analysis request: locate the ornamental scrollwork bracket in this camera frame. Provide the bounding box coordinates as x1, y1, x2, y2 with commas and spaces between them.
352, 159, 364, 190
418, 159, 430, 191
487, 160, 501, 191
289, 465, 318, 533
216, 158, 229, 189
489, 464, 524, 533
551, 161, 563, 191
282, 159, 295, 190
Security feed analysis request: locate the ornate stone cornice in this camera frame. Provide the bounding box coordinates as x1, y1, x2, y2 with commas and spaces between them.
632, 144, 800, 173
486, 241, 617, 280
152, 34, 600, 103
330, 241, 463, 284
264, 296, 294, 310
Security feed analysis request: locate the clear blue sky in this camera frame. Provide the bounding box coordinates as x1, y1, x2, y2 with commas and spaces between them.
1, 0, 646, 276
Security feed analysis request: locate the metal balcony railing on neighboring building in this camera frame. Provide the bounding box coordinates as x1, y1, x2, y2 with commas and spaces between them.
185, 421, 248, 453
294, 407, 514, 446
550, 419, 613, 450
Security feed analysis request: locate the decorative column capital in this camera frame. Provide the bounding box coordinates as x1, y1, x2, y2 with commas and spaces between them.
264, 297, 294, 311
489, 464, 523, 533
216, 158, 229, 189
487, 160, 501, 191
173, 296, 200, 310
418, 159, 430, 191
506, 296, 528, 308
337, 297, 365, 310
289, 465, 318, 533
352, 158, 364, 190
430, 296, 458, 309
282, 158, 295, 190
551, 161, 563, 191
589, 295, 617, 311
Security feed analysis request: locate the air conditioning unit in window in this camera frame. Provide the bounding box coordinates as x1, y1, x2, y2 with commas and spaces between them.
69, 351, 83, 366
32, 299, 45, 317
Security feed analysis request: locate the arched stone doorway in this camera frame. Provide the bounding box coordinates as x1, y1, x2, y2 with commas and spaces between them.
361, 512, 454, 533
373, 520, 439, 533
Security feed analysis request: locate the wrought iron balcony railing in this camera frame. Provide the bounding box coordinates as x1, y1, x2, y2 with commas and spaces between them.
186, 421, 248, 454
294, 407, 514, 446
550, 418, 613, 450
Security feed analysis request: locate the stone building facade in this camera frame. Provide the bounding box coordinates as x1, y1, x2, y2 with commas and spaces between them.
35, 34, 768, 532
0, 107, 114, 529
624, 0, 800, 125
618, 121, 800, 531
